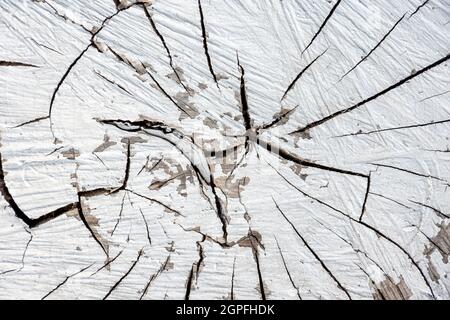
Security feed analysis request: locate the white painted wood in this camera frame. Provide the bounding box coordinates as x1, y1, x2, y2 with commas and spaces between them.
0, 0, 449, 300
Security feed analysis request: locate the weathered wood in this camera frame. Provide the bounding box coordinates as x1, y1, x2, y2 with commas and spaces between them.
0, 0, 449, 300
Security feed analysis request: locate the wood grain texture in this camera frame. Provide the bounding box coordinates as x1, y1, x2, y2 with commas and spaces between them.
0, 0, 449, 300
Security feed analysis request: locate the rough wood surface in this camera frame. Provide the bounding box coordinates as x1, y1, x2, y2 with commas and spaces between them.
0, 0, 449, 300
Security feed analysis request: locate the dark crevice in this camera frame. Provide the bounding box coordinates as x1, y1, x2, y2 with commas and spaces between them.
419, 89, 450, 102
46, 146, 64, 156
41, 263, 93, 300
0, 170, 28, 226
336, 118, 450, 137
0, 151, 31, 227
140, 254, 171, 299
209, 174, 229, 243
237, 56, 252, 131
291, 53, 450, 134
1, 153, 80, 228
282, 49, 327, 100
338, 14, 405, 82
409, 0, 430, 18
37, 0, 91, 33
274, 236, 302, 300
112, 0, 121, 10
273, 198, 352, 299
76, 197, 108, 257
195, 236, 206, 279
357, 265, 386, 300
371, 163, 449, 185
260, 106, 299, 130
246, 230, 266, 300
0, 60, 39, 67
142, 4, 188, 91
198, 0, 219, 88
18, 2, 145, 127
103, 249, 143, 300
94, 70, 133, 95
14, 116, 50, 128
90, 250, 123, 277
146, 70, 190, 116
230, 257, 236, 300
106, 43, 190, 116
226, 143, 249, 182
185, 235, 206, 300
18, 229, 33, 272
314, 218, 389, 277
268, 163, 436, 298
413, 225, 448, 255
271, 164, 348, 216
409, 200, 450, 220
137, 156, 162, 176
370, 192, 412, 210
259, 139, 368, 178
111, 193, 127, 236
47, 45, 91, 120
139, 208, 152, 246
99, 119, 229, 240
358, 219, 436, 299
184, 266, 194, 300
302, 0, 342, 54
359, 173, 371, 221
30, 203, 78, 228
98, 118, 180, 136
27, 37, 63, 55
78, 187, 116, 198
127, 189, 184, 217
110, 140, 131, 194
149, 172, 184, 190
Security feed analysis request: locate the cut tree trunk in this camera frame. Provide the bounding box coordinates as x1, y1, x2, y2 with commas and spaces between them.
0, 0, 449, 300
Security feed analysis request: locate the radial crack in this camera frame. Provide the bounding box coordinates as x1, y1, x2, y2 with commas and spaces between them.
90, 250, 123, 276
338, 13, 405, 82
237, 55, 252, 131
103, 249, 143, 300
282, 49, 327, 100
0, 60, 39, 67
146, 70, 190, 116
291, 53, 450, 134
409, 200, 450, 220
17, 2, 146, 127
41, 263, 93, 300
77, 197, 109, 258
273, 198, 352, 299
230, 256, 236, 300
274, 236, 302, 299
139, 208, 152, 246
142, 4, 188, 91
1, 153, 79, 228
359, 173, 371, 221
371, 163, 449, 185
198, 0, 219, 88
260, 105, 299, 130
409, 0, 430, 18
335, 118, 450, 137
140, 254, 171, 299
268, 163, 436, 298
94, 70, 133, 95
111, 193, 127, 236
302, 0, 342, 54
259, 139, 368, 178
127, 189, 184, 217
185, 235, 206, 300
